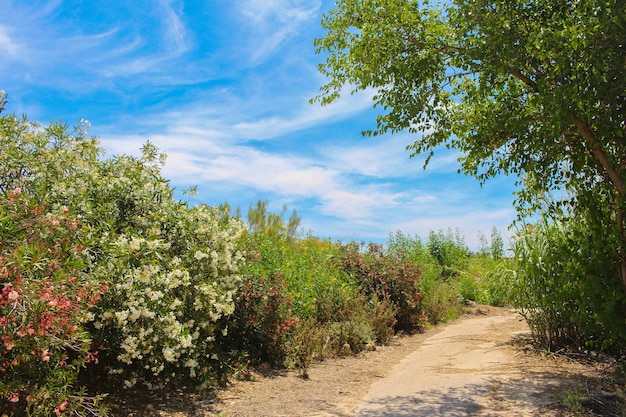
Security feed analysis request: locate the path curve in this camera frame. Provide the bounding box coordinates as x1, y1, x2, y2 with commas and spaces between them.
352, 310, 531, 417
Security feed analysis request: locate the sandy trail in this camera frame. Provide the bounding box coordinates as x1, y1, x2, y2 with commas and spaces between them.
352, 311, 545, 417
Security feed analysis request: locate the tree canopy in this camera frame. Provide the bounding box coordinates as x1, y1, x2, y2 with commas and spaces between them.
313, 0, 626, 291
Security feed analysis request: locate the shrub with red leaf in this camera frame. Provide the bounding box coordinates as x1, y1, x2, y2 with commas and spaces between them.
218, 270, 299, 367
340, 242, 426, 332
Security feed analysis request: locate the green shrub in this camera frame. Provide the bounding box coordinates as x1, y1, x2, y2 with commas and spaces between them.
387, 231, 469, 324
427, 229, 469, 279
507, 218, 626, 354
369, 296, 397, 345
328, 320, 373, 355
288, 317, 327, 377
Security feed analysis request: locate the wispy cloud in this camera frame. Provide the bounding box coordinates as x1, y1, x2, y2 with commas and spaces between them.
3, 0, 520, 249
236, 0, 322, 64
158, 0, 189, 54
0, 25, 20, 57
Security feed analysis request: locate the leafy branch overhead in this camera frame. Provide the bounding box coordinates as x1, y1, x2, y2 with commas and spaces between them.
314, 0, 626, 292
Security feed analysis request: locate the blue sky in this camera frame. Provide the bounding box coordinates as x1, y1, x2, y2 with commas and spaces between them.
1, 0, 519, 249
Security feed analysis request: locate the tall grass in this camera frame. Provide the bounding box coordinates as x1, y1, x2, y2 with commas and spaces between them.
501, 218, 626, 354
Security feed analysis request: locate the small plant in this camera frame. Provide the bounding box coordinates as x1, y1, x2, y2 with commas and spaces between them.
288, 317, 326, 378
369, 296, 397, 345
561, 388, 587, 416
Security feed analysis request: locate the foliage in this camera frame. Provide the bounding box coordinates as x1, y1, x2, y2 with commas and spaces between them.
0, 189, 107, 416
0, 105, 513, 413
218, 270, 298, 367
314, 0, 626, 296
503, 217, 626, 355
368, 296, 397, 345
246, 200, 300, 238
242, 224, 351, 322
478, 227, 505, 260
90, 200, 246, 389
426, 229, 469, 278
339, 242, 426, 332
0, 113, 247, 398
387, 230, 511, 322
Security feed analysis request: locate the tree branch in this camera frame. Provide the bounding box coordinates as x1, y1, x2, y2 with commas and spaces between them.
575, 118, 626, 196
509, 68, 538, 92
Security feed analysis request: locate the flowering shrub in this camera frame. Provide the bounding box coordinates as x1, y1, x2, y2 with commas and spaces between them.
1, 114, 247, 393
0, 189, 107, 416
340, 242, 426, 332
90, 202, 246, 388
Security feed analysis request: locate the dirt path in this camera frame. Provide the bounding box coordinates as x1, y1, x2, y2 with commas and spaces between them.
113, 306, 621, 416
353, 311, 533, 416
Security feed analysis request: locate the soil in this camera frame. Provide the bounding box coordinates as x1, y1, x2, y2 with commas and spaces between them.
109, 306, 625, 417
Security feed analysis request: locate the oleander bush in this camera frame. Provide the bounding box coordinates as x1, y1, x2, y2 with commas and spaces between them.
0, 113, 247, 413
217, 269, 299, 367
0, 189, 107, 417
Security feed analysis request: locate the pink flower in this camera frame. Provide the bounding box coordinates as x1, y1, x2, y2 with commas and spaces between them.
54, 400, 68, 415
7, 392, 19, 403
42, 349, 51, 362
7, 290, 19, 301
9, 188, 21, 197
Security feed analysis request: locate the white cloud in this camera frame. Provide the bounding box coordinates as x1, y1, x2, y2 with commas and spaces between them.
236, 0, 322, 63
0, 25, 19, 57
158, 0, 189, 54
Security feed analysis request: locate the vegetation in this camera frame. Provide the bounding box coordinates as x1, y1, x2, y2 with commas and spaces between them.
0, 105, 509, 415
0, 113, 246, 415
499, 217, 626, 354
4, 0, 626, 402
314, 0, 626, 355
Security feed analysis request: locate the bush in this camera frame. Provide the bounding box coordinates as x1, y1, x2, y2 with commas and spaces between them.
84, 156, 247, 389
0, 189, 107, 416
218, 270, 299, 367
0, 115, 248, 395
506, 217, 626, 354
427, 229, 469, 279
340, 242, 426, 332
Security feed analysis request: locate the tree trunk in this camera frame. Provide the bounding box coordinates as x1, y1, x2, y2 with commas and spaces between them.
617, 198, 626, 295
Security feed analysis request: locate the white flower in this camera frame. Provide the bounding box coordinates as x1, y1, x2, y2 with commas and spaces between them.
129, 237, 143, 252
128, 307, 141, 322
184, 359, 198, 369
179, 334, 192, 349
115, 310, 129, 325
162, 347, 177, 362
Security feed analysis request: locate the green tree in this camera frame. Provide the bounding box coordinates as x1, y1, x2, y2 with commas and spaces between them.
490, 227, 504, 260
246, 199, 301, 237
0, 90, 7, 114
313, 0, 626, 293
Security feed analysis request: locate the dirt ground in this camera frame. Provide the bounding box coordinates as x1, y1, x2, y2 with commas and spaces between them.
110, 306, 625, 417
